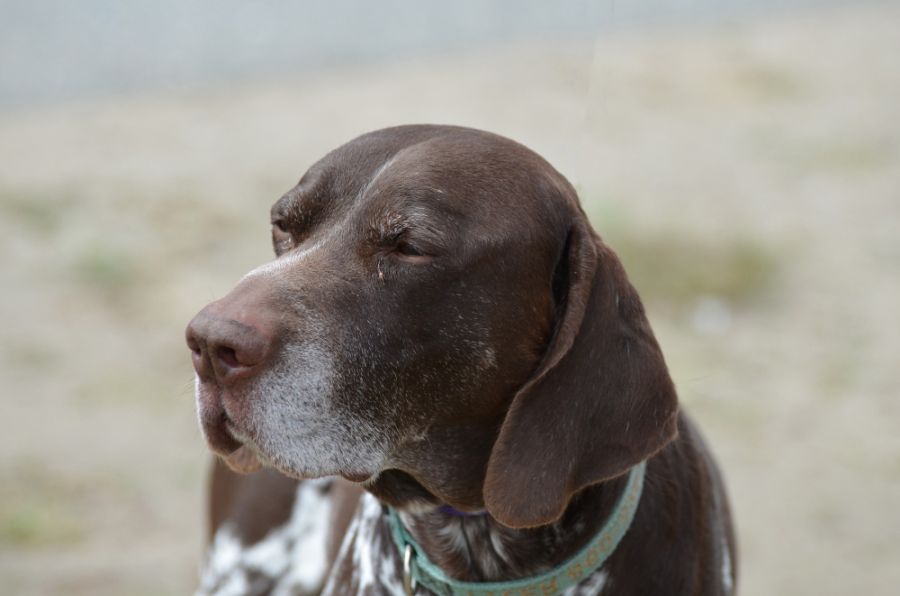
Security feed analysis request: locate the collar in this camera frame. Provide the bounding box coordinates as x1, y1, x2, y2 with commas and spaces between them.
436, 504, 486, 517
387, 461, 646, 596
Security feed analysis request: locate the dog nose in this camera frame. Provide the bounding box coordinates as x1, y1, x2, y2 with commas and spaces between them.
186, 310, 272, 386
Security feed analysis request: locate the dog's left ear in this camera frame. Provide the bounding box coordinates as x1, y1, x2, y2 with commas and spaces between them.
484, 216, 679, 528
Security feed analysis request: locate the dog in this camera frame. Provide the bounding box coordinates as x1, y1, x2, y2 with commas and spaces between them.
186, 125, 737, 595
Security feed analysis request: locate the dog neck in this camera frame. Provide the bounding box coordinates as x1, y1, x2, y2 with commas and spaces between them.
378, 467, 637, 586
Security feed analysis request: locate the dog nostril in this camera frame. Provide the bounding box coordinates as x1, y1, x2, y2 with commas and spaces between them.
216, 346, 241, 369
186, 332, 202, 354
186, 336, 203, 361
186, 311, 271, 383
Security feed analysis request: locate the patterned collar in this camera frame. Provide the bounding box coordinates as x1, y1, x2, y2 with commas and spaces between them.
387, 461, 646, 596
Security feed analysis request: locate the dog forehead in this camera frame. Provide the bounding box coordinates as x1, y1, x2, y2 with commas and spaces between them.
273, 126, 577, 242
368, 144, 579, 243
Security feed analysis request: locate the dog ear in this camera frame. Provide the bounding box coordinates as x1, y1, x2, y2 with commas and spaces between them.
483, 217, 679, 528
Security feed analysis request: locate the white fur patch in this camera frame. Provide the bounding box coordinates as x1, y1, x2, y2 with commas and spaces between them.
197, 479, 332, 596
240, 237, 327, 281
356, 155, 397, 201
322, 493, 403, 595
245, 340, 389, 481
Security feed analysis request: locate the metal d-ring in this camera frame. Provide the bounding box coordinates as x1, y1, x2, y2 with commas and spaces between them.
403, 544, 417, 595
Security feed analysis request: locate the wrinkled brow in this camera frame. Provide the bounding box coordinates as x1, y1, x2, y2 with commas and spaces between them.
366, 193, 460, 248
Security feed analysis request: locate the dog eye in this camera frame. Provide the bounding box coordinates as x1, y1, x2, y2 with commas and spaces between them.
395, 241, 423, 257
271, 222, 293, 255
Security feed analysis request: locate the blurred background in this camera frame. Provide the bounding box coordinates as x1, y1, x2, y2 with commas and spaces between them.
1, 1, 897, 594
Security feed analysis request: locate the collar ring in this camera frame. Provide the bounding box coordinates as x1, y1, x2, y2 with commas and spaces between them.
403, 543, 417, 595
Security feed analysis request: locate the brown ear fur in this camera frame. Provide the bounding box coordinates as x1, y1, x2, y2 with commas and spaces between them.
483, 218, 679, 528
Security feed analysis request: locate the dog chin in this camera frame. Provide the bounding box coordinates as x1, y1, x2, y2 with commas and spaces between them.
273, 462, 377, 484
260, 448, 379, 484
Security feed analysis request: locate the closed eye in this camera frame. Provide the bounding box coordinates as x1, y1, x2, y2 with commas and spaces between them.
395, 241, 423, 257
372, 215, 442, 264
271, 222, 293, 255
390, 238, 433, 264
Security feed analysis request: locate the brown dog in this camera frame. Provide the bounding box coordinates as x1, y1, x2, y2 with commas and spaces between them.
187, 125, 736, 595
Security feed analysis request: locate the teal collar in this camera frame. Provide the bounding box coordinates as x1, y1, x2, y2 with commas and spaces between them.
387, 461, 646, 596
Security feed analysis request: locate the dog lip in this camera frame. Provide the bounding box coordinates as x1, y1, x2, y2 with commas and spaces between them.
204, 416, 243, 456
197, 387, 244, 456
225, 420, 251, 444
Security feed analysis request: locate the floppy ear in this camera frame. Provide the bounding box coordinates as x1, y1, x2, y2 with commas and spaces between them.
483, 217, 679, 528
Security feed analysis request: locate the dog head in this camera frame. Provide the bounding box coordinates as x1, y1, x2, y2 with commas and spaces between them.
187, 125, 678, 527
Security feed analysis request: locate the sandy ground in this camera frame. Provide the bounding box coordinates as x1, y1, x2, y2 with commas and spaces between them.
1, 3, 898, 595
